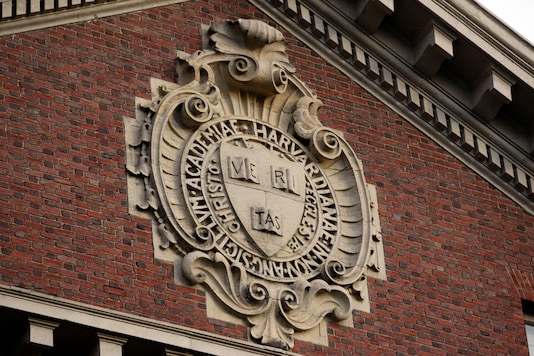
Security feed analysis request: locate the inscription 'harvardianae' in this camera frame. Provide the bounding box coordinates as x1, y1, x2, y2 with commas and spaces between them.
124, 19, 386, 350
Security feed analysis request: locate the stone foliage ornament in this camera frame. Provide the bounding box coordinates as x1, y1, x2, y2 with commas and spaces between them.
124, 19, 386, 350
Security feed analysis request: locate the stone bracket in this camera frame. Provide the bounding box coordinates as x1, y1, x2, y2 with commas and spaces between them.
354, 0, 394, 33
92, 333, 128, 356
472, 67, 515, 122
413, 22, 456, 77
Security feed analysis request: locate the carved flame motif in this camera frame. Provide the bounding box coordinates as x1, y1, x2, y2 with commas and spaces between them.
125, 20, 386, 349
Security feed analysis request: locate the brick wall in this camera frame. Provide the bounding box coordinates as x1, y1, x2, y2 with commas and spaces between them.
1, 1, 533, 355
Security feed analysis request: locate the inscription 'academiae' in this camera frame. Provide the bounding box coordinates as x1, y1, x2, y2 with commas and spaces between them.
184, 118, 336, 269
125, 19, 386, 350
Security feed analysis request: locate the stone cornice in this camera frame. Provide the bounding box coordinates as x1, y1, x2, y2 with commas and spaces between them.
279, 0, 533, 167
2, 0, 532, 214
0, 284, 301, 356
420, 0, 534, 86
0, 0, 190, 37
249, 0, 534, 215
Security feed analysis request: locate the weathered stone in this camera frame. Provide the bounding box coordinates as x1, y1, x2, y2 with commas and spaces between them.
124, 19, 385, 350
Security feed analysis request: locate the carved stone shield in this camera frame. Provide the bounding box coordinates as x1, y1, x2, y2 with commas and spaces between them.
125, 19, 386, 350
220, 141, 306, 257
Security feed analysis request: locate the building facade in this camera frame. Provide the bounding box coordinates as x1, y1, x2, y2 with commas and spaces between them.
1, 0, 533, 355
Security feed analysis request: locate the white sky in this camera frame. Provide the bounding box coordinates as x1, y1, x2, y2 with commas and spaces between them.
476, 0, 534, 43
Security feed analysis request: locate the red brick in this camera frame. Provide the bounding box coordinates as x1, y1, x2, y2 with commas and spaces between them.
0, 1, 532, 355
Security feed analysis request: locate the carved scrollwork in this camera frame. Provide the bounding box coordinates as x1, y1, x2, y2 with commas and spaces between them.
294, 97, 343, 161
324, 258, 365, 287
124, 19, 386, 350
249, 301, 294, 349
311, 127, 343, 161
324, 260, 347, 282
272, 65, 288, 91
136, 185, 159, 211
183, 251, 272, 315
293, 96, 323, 139
280, 279, 352, 327
208, 19, 294, 96
193, 226, 216, 250
228, 56, 258, 82
237, 18, 284, 45
180, 93, 213, 128
182, 250, 355, 350
156, 218, 178, 249
209, 19, 286, 53
227, 55, 289, 95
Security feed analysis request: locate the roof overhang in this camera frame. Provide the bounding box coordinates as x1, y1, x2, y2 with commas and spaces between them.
2, 0, 533, 213
250, 0, 534, 214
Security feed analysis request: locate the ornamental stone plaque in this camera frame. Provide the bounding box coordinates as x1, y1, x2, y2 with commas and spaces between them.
124, 19, 386, 350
